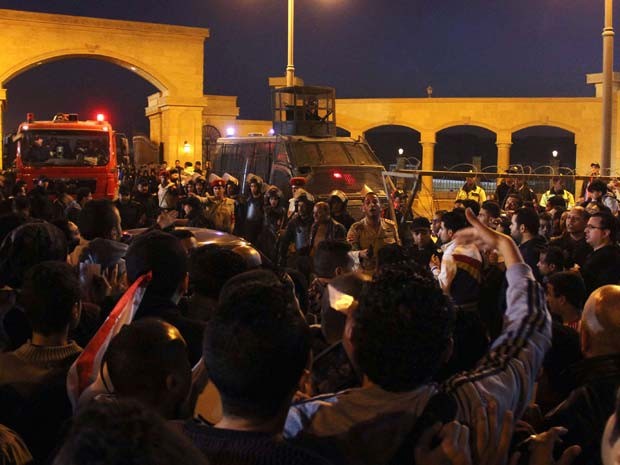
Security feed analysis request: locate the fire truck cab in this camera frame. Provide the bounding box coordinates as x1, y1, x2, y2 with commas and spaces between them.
14, 112, 123, 199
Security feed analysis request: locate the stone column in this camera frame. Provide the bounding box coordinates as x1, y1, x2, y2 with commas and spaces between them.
496, 141, 512, 174
418, 134, 436, 213
0, 89, 5, 170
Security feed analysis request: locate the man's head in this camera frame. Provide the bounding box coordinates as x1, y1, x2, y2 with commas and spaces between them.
588, 179, 609, 201
21, 261, 80, 337
580, 285, 620, 358
585, 211, 617, 249
590, 162, 601, 176
411, 217, 433, 248
313, 240, 354, 279
432, 210, 447, 236
137, 178, 150, 194
0, 222, 68, 289
552, 176, 563, 191
537, 246, 565, 277
460, 199, 480, 216
105, 318, 191, 419
478, 201, 501, 228
504, 193, 523, 212
204, 271, 310, 422
295, 191, 315, 218
53, 399, 208, 465
211, 179, 226, 199
118, 185, 131, 204
76, 187, 92, 206
565, 207, 589, 235
290, 177, 306, 197
362, 192, 381, 220
545, 272, 586, 319
328, 190, 347, 215
125, 230, 189, 302
312, 201, 331, 224
438, 210, 468, 244
78, 199, 122, 241
34, 135, 44, 147
347, 262, 454, 391
539, 212, 553, 239
181, 196, 202, 217
189, 244, 248, 300
174, 160, 181, 168
465, 175, 476, 187
248, 176, 262, 197
510, 207, 539, 242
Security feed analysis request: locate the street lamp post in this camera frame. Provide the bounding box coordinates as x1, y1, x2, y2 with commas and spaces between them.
601, 0, 614, 174
286, 0, 295, 87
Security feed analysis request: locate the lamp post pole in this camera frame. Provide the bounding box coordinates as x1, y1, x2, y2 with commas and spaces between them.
286, 0, 295, 87
601, 0, 614, 174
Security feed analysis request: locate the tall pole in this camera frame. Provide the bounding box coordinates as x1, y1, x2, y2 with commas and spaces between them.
601, 0, 614, 174
286, 0, 295, 87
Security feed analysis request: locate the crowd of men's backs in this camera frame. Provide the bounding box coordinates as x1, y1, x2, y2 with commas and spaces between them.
1, 158, 620, 465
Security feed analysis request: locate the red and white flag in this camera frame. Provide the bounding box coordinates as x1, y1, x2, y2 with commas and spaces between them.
67, 273, 151, 410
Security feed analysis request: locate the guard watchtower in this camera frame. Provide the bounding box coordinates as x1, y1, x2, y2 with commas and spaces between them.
271, 86, 336, 137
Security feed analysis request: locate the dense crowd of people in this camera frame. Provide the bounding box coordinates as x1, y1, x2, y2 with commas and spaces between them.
0, 160, 619, 465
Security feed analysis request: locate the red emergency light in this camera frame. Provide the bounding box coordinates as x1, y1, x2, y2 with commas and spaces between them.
333, 172, 343, 179
96, 113, 105, 122
26, 113, 34, 123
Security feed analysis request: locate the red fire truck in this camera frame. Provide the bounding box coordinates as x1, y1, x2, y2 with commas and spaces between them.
14, 112, 125, 198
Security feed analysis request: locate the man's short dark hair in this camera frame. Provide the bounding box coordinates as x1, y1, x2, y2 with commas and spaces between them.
460, 199, 480, 216
588, 179, 608, 194
547, 271, 587, 310
441, 210, 468, 233
204, 271, 310, 420
353, 262, 455, 392
189, 245, 248, 299
547, 196, 566, 209
76, 187, 91, 203
0, 222, 68, 289
118, 184, 131, 196
78, 199, 119, 240
105, 318, 190, 405
591, 211, 618, 242
514, 207, 540, 235
313, 240, 352, 278
125, 230, 188, 299
540, 246, 565, 272
481, 200, 501, 219
21, 261, 79, 335
54, 399, 208, 465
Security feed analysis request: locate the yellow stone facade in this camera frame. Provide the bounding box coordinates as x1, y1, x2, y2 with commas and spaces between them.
0, 8, 242, 168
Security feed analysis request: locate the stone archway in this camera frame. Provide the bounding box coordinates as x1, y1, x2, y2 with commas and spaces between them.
0, 8, 240, 168
363, 125, 421, 168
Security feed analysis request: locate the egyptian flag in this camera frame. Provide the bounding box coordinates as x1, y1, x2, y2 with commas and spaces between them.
66, 273, 151, 410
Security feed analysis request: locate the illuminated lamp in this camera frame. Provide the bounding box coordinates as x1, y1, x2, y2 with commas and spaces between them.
183, 141, 191, 153
226, 127, 236, 137
96, 113, 105, 122
333, 172, 343, 179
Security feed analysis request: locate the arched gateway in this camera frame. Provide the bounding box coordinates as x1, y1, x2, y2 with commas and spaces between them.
0, 8, 241, 168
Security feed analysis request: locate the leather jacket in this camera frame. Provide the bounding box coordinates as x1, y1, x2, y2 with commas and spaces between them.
544, 354, 620, 465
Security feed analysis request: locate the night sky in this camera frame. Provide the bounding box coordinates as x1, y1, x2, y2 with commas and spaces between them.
0, 0, 612, 144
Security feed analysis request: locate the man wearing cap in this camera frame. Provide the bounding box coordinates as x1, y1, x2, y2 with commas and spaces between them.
455, 174, 487, 205
181, 196, 213, 229
347, 192, 400, 273
204, 178, 235, 233
409, 217, 440, 268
